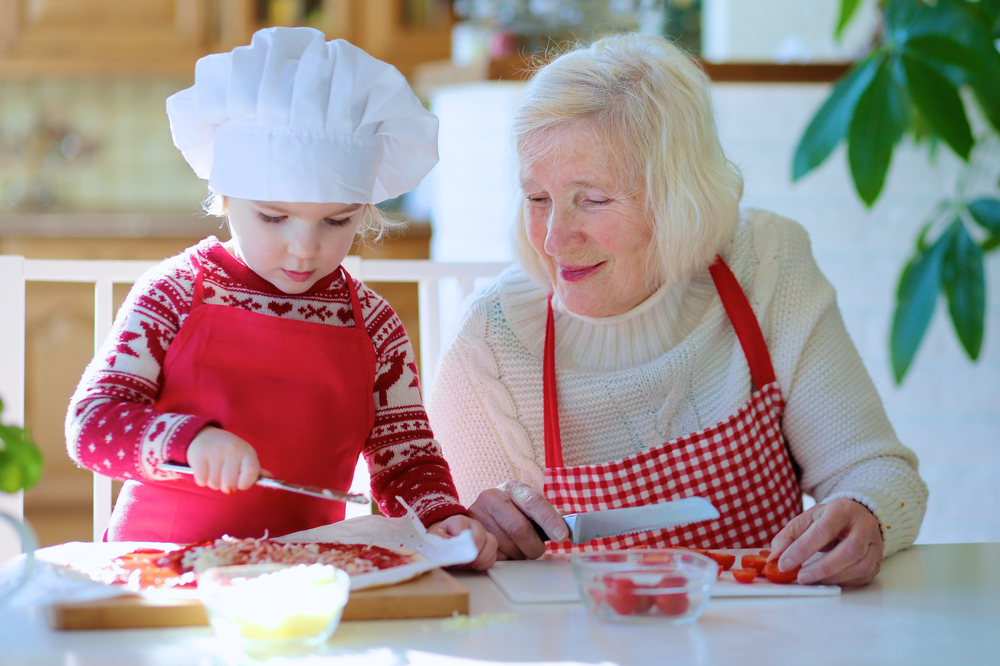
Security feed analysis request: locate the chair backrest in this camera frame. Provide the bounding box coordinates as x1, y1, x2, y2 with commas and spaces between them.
0, 255, 507, 543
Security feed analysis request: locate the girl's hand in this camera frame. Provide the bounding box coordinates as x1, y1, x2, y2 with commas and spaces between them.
428, 515, 499, 571
185, 426, 261, 494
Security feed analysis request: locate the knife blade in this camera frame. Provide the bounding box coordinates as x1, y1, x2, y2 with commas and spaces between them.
533, 497, 720, 545
159, 462, 370, 505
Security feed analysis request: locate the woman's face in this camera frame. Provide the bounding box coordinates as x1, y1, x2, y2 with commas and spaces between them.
521, 123, 657, 318
224, 197, 363, 294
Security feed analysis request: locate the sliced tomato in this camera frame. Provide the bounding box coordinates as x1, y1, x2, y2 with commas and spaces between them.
759, 549, 771, 557
732, 568, 758, 584
741, 554, 767, 573
704, 551, 735, 571
763, 560, 801, 584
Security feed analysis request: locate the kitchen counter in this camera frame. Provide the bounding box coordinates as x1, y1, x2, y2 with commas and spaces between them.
1, 542, 997, 665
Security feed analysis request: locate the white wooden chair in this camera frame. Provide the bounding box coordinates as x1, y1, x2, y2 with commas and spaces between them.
0, 255, 506, 549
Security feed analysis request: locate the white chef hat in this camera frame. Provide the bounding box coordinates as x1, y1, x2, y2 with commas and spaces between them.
165, 26, 438, 205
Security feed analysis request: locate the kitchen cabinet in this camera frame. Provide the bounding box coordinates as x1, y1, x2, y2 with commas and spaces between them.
0, 0, 452, 78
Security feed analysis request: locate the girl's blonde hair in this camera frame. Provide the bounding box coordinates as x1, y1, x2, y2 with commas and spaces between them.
204, 191, 403, 244
512, 33, 744, 290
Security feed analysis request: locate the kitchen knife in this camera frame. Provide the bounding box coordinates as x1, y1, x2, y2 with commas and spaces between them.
159, 462, 370, 505
533, 497, 720, 545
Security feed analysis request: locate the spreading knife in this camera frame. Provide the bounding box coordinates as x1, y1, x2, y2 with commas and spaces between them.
532, 496, 720, 545
159, 461, 370, 505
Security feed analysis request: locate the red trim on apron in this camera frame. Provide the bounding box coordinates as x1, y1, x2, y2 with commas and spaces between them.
542, 255, 801, 552
107, 261, 376, 542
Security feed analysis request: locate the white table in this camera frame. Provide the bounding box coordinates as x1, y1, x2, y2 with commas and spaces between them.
2, 543, 998, 666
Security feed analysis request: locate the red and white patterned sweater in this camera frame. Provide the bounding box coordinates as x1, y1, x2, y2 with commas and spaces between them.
65, 237, 467, 527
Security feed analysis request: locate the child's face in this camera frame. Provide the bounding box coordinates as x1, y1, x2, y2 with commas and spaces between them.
225, 197, 364, 294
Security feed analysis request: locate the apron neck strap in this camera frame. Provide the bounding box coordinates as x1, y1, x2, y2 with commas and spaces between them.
708, 255, 776, 389
340, 265, 367, 332
543, 293, 564, 468
541, 255, 776, 469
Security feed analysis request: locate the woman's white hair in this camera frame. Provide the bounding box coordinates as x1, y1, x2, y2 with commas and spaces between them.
203, 191, 402, 244
512, 33, 743, 289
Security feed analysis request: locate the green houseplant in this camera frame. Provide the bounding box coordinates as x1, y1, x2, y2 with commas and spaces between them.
792, 0, 1000, 382
0, 397, 43, 495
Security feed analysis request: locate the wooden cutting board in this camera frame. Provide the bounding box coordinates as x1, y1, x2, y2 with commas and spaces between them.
47, 568, 468, 630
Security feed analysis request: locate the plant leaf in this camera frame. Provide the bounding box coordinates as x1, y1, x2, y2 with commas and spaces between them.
905, 34, 988, 77
942, 221, 986, 360
969, 198, 1000, 236
792, 54, 882, 181
847, 57, 908, 206
901, 52, 973, 160
891, 227, 951, 383
835, 0, 864, 40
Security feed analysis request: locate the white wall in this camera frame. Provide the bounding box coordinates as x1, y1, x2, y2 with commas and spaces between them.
702, 0, 880, 62
429, 81, 1000, 545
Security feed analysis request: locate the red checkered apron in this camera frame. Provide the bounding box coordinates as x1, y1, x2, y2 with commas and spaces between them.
543, 256, 802, 553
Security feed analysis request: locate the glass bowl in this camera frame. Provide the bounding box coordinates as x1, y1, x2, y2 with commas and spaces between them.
571, 549, 718, 624
197, 563, 350, 650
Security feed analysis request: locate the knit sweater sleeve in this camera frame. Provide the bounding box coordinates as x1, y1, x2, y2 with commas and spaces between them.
64, 249, 214, 482
756, 214, 928, 557
358, 283, 468, 527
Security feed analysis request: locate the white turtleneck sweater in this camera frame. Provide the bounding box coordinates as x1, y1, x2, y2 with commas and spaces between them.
427, 209, 927, 558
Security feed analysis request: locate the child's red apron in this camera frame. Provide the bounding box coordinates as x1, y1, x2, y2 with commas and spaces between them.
107, 262, 376, 543
543, 256, 801, 553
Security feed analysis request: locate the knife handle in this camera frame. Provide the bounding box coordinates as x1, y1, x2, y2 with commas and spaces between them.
529, 519, 551, 543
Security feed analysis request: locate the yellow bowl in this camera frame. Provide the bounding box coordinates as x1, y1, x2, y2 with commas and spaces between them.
197, 563, 350, 649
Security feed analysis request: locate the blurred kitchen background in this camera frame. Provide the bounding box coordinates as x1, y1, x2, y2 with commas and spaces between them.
1, 0, 998, 549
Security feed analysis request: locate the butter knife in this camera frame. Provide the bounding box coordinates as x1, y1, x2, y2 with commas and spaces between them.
159, 462, 369, 505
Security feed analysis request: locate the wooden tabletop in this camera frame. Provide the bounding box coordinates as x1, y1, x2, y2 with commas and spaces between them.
2, 542, 998, 665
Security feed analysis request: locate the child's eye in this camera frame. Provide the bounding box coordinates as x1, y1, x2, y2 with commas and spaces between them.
257, 212, 286, 223
324, 217, 352, 227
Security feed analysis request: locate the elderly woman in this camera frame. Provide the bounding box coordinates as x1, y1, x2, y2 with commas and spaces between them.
427, 33, 927, 586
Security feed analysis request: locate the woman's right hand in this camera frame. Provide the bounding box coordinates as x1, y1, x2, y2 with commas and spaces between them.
185, 426, 261, 494
468, 480, 569, 560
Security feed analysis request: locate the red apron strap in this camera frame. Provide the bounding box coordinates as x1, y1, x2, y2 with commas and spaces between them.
543, 293, 564, 468
708, 255, 776, 388
340, 265, 366, 332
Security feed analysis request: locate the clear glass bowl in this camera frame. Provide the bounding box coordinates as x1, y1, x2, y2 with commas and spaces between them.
197, 563, 350, 650
571, 549, 718, 624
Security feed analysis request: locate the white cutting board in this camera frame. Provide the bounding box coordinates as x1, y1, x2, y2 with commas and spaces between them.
487, 552, 840, 604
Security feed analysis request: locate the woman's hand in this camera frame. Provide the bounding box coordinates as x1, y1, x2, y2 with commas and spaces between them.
468, 481, 569, 561
427, 515, 499, 571
769, 497, 884, 586
185, 426, 261, 494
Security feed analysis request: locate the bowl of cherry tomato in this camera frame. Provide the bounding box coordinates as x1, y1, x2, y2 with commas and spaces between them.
571, 549, 718, 624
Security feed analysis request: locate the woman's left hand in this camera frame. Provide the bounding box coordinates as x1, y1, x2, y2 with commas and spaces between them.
428, 515, 499, 571
768, 497, 883, 586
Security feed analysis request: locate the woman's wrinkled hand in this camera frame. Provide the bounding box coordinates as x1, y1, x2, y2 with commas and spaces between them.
768, 497, 884, 586
468, 480, 569, 561
185, 426, 261, 494
427, 515, 498, 571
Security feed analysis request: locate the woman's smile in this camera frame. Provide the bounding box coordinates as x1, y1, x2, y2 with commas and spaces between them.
558, 262, 604, 282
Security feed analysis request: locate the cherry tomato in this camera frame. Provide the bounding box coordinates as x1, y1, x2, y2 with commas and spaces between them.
759, 549, 771, 557
632, 588, 655, 614
732, 568, 758, 584
741, 554, 767, 573
654, 592, 689, 615
603, 575, 637, 615
763, 560, 800, 584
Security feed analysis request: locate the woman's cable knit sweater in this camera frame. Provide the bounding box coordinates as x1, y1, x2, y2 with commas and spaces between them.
427, 209, 927, 557
65, 237, 466, 527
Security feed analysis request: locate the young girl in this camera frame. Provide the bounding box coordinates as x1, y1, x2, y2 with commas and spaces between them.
65, 27, 496, 570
